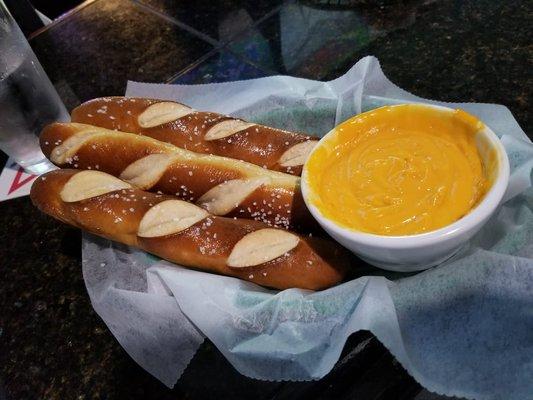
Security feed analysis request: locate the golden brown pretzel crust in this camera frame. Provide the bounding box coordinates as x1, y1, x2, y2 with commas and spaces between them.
40, 122, 318, 231
70, 97, 318, 175
30, 170, 348, 290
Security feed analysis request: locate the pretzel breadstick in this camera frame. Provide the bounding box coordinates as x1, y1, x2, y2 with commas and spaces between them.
31, 169, 348, 290
40, 122, 317, 231
70, 97, 318, 176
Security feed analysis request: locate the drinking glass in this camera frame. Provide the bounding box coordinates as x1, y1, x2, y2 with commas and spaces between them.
0, 1, 68, 174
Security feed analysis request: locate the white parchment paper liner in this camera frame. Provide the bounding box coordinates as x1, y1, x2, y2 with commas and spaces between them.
81, 56, 533, 399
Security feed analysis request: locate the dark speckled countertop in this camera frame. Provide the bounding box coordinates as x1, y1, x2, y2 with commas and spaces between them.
0, 0, 530, 399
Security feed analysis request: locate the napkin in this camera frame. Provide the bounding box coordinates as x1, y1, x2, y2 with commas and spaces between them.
81, 56, 533, 399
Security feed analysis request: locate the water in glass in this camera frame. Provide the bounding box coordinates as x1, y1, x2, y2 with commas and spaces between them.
0, 4, 68, 174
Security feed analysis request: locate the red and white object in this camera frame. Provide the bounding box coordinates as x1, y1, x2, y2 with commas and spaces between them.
0, 157, 37, 201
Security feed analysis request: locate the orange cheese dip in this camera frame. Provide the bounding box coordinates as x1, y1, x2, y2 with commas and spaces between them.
306, 104, 489, 236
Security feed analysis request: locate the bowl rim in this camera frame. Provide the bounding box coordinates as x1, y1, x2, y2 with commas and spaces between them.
301, 103, 510, 249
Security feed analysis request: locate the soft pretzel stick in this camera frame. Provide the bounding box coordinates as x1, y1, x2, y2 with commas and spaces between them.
70, 97, 319, 176
31, 169, 348, 290
40, 122, 317, 231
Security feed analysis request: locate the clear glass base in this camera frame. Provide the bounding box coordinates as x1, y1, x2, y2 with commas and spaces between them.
20, 158, 57, 175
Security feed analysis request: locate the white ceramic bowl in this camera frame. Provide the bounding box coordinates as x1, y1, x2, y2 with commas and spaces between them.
301, 104, 510, 272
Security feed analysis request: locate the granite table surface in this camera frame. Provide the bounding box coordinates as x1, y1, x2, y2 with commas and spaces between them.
0, 0, 531, 399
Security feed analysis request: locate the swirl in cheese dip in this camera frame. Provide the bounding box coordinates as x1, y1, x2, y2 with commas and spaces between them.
305, 104, 490, 236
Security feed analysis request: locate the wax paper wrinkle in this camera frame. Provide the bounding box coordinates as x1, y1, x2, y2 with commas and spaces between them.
81, 56, 532, 399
